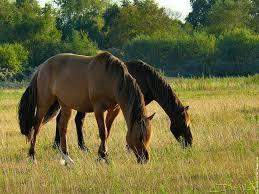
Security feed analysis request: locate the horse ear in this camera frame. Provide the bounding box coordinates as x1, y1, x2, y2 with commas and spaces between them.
185, 106, 189, 111
147, 113, 156, 120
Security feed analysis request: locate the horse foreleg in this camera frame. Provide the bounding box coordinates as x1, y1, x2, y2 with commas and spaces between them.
58, 107, 73, 165
94, 109, 108, 162
75, 112, 88, 151
105, 105, 120, 138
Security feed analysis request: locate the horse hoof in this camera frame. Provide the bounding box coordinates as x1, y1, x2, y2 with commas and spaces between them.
60, 158, 66, 165
52, 143, 59, 150
60, 155, 74, 166
96, 157, 109, 164
28, 156, 37, 164
125, 144, 131, 153
79, 145, 90, 153
64, 155, 74, 165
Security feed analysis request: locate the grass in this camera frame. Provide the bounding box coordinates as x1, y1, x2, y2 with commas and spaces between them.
0, 75, 258, 193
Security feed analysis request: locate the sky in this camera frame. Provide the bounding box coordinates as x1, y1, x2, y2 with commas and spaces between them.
38, 0, 192, 21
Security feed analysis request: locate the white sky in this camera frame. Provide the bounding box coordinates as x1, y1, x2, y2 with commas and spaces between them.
38, 0, 192, 21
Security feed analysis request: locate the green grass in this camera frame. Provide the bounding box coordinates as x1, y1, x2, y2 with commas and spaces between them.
0, 75, 258, 193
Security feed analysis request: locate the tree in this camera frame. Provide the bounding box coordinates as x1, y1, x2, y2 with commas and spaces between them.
207, 0, 253, 35
55, 0, 109, 47
62, 30, 97, 56
107, 0, 179, 47
0, 43, 28, 73
217, 28, 259, 65
186, 0, 215, 28
102, 4, 120, 35
250, 0, 259, 32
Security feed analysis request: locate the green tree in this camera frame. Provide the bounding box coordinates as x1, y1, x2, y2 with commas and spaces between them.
217, 28, 259, 65
108, 0, 179, 47
0, 43, 28, 73
207, 0, 253, 35
0, 0, 18, 43
62, 30, 97, 56
250, 0, 259, 32
186, 0, 215, 28
102, 4, 120, 35
55, 0, 109, 47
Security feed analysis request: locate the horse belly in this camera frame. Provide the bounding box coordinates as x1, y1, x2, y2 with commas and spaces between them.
53, 80, 93, 112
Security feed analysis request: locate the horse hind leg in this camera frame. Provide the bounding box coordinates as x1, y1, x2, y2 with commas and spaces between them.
75, 112, 88, 151
28, 106, 50, 162
58, 106, 74, 165
53, 112, 61, 149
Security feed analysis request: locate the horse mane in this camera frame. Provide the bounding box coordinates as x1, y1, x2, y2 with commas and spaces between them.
97, 52, 147, 132
126, 60, 184, 119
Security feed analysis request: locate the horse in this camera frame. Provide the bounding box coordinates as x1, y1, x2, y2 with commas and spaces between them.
47, 59, 192, 152
18, 52, 155, 164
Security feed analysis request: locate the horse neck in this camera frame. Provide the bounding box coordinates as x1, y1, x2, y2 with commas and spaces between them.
115, 77, 145, 131
154, 84, 184, 121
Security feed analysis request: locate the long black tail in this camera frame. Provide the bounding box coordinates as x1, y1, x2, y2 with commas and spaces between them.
18, 72, 38, 138
42, 100, 60, 124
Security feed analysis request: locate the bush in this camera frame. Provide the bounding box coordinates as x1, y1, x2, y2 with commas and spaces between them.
27, 30, 98, 68
27, 39, 62, 67
62, 30, 98, 56
123, 32, 216, 74
0, 43, 29, 74
0, 68, 17, 81
217, 28, 259, 65
123, 30, 259, 76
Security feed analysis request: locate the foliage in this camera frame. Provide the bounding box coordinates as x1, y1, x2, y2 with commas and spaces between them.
207, 0, 253, 35
217, 28, 259, 65
0, 43, 28, 74
62, 30, 98, 56
186, 0, 215, 28
107, 0, 179, 47
55, 0, 109, 47
0, 0, 258, 78
250, 0, 259, 33
123, 32, 216, 73
0, 68, 17, 81
123, 28, 259, 76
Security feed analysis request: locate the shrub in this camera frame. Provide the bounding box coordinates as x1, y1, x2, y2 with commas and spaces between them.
0, 43, 29, 74
217, 28, 259, 65
62, 30, 98, 56
123, 32, 216, 70
27, 39, 62, 67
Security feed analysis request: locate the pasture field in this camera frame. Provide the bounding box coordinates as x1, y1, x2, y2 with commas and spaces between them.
0, 75, 258, 193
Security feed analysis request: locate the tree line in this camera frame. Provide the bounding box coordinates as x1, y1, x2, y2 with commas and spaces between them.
0, 0, 258, 80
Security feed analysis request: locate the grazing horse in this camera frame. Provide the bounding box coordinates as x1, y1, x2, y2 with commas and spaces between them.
48, 60, 192, 151
18, 52, 154, 164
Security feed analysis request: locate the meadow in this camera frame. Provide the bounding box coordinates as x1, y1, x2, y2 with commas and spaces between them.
0, 75, 258, 193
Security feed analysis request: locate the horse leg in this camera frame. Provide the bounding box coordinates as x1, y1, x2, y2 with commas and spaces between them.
28, 106, 48, 162
53, 111, 61, 149
94, 109, 108, 162
58, 107, 73, 165
105, 105, 120, 138
75, 112, 88, 151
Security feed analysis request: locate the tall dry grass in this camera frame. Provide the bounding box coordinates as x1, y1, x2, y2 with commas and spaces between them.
0, 76, 258, 193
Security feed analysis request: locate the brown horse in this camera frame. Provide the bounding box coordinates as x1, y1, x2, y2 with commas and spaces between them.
18, 52, 154, 164
48, 60, 192, 151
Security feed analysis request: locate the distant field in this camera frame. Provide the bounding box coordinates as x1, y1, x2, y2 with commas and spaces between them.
0, 75, 258, 193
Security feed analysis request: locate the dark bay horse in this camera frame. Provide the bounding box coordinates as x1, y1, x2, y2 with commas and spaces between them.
49, 60, 192, 151
18, 52, 154, 164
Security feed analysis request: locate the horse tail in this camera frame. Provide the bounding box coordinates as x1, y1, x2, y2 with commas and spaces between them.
18, 71, 38, 138
42, 100, 60, 124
